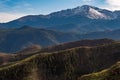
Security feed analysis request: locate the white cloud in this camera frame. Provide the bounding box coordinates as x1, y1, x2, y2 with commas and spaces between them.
105, 0, 120, 10
106, 0, 120, 6
0, 13, 27, 23
0, 0, 33, 23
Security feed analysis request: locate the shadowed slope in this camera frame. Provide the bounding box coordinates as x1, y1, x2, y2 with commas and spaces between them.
0, 42, 120, 80
0, 26, 79, 53
79, 61, 120, 80
0, 39, 114, 66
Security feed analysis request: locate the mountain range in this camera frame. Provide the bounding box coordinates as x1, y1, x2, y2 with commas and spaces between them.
0, 25, 120, 53
0, 26, 79, 53
0, 5, 120, 53
0, 39, 119, 80
0, 39, 114, 66
0, 5, 120, 80
0, 5, 120, 34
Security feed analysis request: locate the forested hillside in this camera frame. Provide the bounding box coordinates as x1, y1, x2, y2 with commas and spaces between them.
0, 40, 119, 80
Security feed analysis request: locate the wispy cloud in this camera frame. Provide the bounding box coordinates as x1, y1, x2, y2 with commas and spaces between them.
105, 0, 120, 10
80, 0, 120, 11
0, 0, 33, 22
0, 13, 27, 23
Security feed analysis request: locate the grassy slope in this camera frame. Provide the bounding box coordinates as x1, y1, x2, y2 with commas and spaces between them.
0, 39, 114, 66
0, 45, 41, 66
0, 42, 120, 80
0, 53, 15, 65
79, 61, 120, 80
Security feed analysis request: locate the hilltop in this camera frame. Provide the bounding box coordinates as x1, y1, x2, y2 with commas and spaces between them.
0, 39, 119, 80
79, 61, 120, 80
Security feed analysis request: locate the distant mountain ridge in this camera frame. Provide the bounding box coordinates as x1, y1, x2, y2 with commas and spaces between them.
47, 5, 116, 19
0, 5, 120, 53
1, 5, 120, 34
0, 26, 120, 53
0, 26, 79, 53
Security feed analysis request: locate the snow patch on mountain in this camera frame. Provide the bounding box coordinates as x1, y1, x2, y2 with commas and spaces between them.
87, 8, 107, 19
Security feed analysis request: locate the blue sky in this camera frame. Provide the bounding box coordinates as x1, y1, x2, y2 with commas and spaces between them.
0, 0, 120, 22
0, 0, 106, 14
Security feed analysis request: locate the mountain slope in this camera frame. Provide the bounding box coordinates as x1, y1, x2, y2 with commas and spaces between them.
73, 5, 116, 19
0, 42, 120, 80
1, 5, 120, 34
1, 25, 120, 53
79, 29, 120, 40
0, 26, 79, 53
79, 61, 120, 80
0, 39, 114, 66
41, 38, 115, 52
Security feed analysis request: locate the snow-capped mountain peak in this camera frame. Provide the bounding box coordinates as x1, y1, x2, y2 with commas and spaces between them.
73, 5, 115, 19
46, 5, 116, 20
